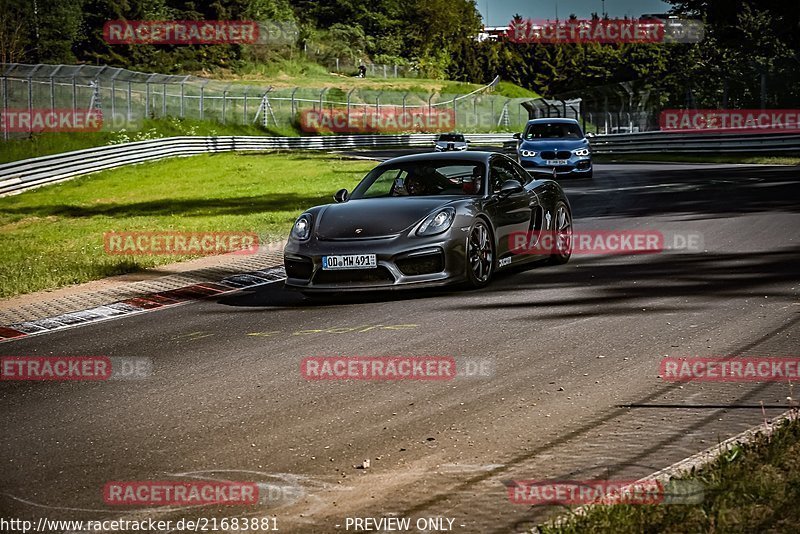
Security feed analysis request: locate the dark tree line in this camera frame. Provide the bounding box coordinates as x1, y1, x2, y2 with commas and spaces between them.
1, 0, 797, 107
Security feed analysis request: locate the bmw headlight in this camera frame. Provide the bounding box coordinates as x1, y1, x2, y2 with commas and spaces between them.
520, 149, 537, 157
291, 214, 312, 241
573, 147, 590, 157
417, 208, 455, 236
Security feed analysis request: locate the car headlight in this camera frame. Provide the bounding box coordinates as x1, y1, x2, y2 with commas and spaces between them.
520, 149, 537, 157
573, 148, 590, 157
291, 214, 312, 241
417, 208, 455, 236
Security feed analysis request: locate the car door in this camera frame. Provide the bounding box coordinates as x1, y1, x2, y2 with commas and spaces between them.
485, 155, 533, 262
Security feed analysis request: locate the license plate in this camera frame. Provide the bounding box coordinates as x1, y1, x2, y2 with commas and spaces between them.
322, 254, 377, 270
545, 159, 568, 165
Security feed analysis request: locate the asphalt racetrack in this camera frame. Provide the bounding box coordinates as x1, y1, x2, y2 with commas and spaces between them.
1, 157, 799, 533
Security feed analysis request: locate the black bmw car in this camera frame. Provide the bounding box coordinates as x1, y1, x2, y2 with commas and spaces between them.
283, 152, 572, 292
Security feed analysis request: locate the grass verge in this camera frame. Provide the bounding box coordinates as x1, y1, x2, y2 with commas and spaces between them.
540, 412, 800, 533
0, 118, 301, 164
594, 153, 800, 165
0, 152, 374, 299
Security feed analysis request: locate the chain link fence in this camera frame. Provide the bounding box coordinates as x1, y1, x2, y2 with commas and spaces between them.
1, 64, 539, 139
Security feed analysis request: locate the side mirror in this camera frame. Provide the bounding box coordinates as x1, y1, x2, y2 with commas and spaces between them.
586, 132, 595, 138
333, 188, 349, 203
499, 180, 523, 196
513, 132, 521, 139
465, 139, 471, 144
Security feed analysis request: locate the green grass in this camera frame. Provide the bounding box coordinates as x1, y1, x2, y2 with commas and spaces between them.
0, 152, 373, 299
493, 81, 539, 99
0, 117, 301, 164
540, 414, 800, 533
594, 153, 800, 165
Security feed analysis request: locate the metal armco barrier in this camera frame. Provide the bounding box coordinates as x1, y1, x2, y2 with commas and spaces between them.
2, 131, 799, 195
589, 130, 800, 154
0, 134, 507, 195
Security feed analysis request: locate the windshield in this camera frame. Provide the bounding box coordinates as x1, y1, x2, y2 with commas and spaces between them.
523, 122, 584, 140
351, 161, 485, 198
437, 134, 465, 142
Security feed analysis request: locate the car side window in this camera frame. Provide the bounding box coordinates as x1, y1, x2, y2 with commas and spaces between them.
363, 169, 402, 198
490, 157, 525, 193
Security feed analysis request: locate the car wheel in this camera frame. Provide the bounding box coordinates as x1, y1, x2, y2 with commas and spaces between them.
548, 201, 572, 265
465, 219, 495, 288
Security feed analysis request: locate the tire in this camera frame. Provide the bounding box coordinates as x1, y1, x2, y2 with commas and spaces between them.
548, 201, 572, 265
465, 219, 495, 288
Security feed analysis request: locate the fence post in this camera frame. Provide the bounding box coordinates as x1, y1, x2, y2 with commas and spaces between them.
199, 85, 204, 120
2, 77, 8, 141
72, 76, 77, 114
394, 65, 398, 78
346, 88, 355, 125
127, 81, 132, 122
180, 81, 185, 117
383, 65, 387, 78
110, 80, 115, 118
162, 83, 167, 117
243, 89, 248, 124
290, 86, 298, 117
50, 76, 55, 111
222, 88, 228, 124
145, 82, 150, 118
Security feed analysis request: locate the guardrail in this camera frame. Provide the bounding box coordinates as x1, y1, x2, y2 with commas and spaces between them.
588, 130, 800, 154
0, 134, 509, 195
1, 130, 798, 195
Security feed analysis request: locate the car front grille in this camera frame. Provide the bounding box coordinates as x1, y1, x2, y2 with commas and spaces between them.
396, 251, 444, 276
313, 266, 395, 285
541, 150, 573, 160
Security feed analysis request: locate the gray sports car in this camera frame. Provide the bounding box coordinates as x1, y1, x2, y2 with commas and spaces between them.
283, 152, 572, 292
